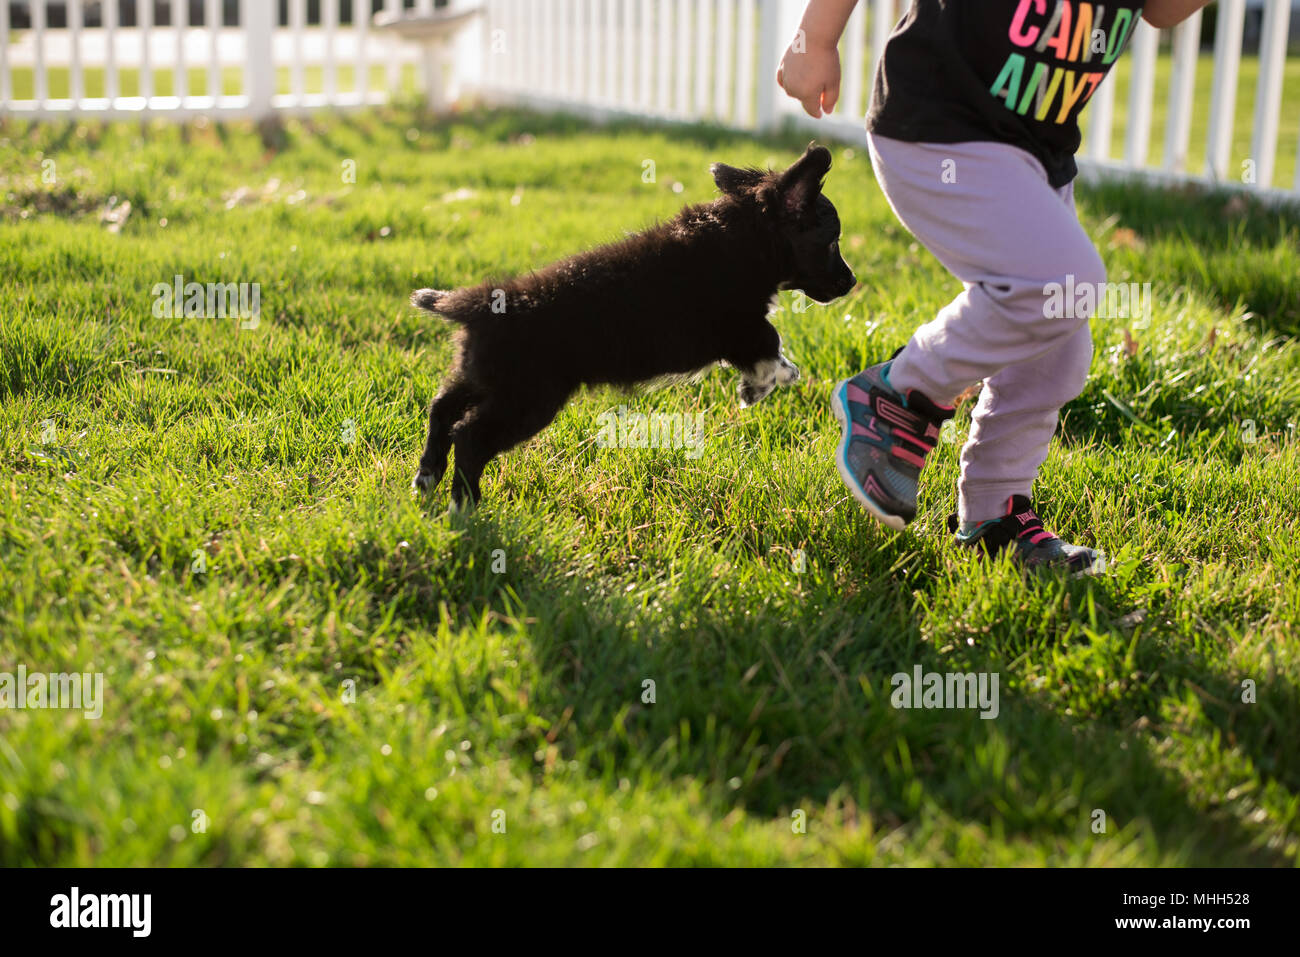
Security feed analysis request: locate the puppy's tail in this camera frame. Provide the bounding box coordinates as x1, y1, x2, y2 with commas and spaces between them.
411, 288, 452, 316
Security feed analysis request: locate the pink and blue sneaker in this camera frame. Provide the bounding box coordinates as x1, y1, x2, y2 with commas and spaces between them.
947, 495, 1104, 574
830, 354, 955, 531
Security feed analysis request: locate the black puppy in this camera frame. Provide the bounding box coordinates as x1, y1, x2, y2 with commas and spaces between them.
411, 143, 856, 507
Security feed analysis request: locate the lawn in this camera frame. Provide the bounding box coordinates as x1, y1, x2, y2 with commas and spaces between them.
0, 105, 1298, 866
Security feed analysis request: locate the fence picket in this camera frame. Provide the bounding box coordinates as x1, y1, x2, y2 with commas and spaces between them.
561, 0, 574, 98
676, 0, 692, 115
591, 0, 603, 103
696, 0, 713, 118
1124, 19, 1158, 167
324, 0, 339, 101
357, 0, 371, 99
1207, 0, 1247, 181
0, 0, 9, 107
638, 0, 652, 108
621, 0, 634, 107
575, 0, 585, 100
106, 0, 119, 102
1164, 10, 1204, 173
604, 0, 618, 105
174, 0, 187, 101
656, 1, 672, 113
385, 0, 401, 94
527, 0, 540, 93
291, 0, 306, 101
736, 0, 755, 126
715, 0, 734, 122
33, 0, 47, 106
1252, 0, 1293, 188
69, 0, 84, 106
550, 0, 562, 96
755, 0, 778, 131
140, 0, 153, 102
245, 0, 275, 115
841, 1, 866, 119
207, 0, 221, 101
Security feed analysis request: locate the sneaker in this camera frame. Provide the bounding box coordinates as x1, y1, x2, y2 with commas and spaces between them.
946, 495, 1104, 574
831, 354, 955, 531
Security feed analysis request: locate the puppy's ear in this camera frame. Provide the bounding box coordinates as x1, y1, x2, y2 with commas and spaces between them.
777, 143, 833, 216
711, 162, 765, 196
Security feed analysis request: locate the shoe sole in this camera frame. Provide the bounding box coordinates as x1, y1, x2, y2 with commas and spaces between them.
1032, 554, 1108, 578
1074, 551, 1107, 577
831, 380, 907, 533
961, 541, 1108, 578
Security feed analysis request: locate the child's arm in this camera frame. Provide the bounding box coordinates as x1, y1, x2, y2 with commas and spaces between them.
1143, 0, 1215, 29
776, 0, 860, 118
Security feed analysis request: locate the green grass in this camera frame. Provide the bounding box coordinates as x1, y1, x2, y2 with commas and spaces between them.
8, 63, 421, 101
1, 106, 1298, 866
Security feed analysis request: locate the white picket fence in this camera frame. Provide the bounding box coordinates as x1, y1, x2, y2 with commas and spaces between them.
474, 0, 1300, 197
3, 0, 1299, 197
0, 0, 458, 119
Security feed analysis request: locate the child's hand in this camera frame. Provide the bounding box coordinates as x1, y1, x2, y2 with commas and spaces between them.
777, 40, 842, 118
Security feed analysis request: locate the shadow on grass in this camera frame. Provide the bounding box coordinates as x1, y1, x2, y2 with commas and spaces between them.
323, 494, 1293, 864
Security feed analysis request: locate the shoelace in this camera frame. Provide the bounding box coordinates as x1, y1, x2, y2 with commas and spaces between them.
871, 392, 940, 469
1011, 507, 1059, 546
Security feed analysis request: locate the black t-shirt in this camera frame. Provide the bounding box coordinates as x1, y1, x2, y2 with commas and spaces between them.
867, 0, 1147, 187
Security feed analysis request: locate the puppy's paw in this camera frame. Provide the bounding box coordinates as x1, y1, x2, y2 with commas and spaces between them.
412, 468, 441, 494
775, 355, 800, 386
738, 379, 775, 409
739, 356, 794, 407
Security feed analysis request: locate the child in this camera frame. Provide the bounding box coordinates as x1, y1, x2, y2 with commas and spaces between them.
778, 0, 1212, 571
